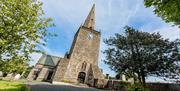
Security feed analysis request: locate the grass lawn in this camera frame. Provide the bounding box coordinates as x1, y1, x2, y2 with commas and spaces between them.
0, 80, 29, 91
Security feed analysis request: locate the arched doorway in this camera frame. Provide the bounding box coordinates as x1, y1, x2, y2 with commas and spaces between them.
77, 72, 86, 83
33, 70, 40, 80
46, 71, 54, 81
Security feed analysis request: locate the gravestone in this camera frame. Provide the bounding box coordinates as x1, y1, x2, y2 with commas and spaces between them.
14, 74, 21, 80
0, 71, 3, 77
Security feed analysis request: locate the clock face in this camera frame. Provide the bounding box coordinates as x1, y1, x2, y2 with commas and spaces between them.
88, 32, 93, 40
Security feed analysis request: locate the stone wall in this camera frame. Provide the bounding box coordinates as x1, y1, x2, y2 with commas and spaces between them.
94, 79, 130, 91
57, 26, 103, 83
36, 67, 49, 81
94, 79, 108, 88
147, 83, 180, 91
93, 80, 180, 91
52, 58, 70, 83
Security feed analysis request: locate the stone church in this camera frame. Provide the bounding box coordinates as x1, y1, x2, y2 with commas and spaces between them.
27, 4, 105, 85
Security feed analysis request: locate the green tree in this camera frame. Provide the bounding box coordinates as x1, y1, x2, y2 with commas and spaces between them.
1, 56, 27, 74
104, 26, 180, 85
144, 0, 180, 27
0, 0, 54, 73
22, 65, 34, 78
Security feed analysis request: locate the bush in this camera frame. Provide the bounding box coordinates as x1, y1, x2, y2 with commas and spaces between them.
119, 81, 130, 86
115, 81, 130, 91
22, 66, 33, 78
128, 83, 150, 91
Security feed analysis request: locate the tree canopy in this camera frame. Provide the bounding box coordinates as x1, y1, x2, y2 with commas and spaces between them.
1, 56, 27, 74
104, 26, 180, 85
144, 0, 180, 27
0, 0, 54, 73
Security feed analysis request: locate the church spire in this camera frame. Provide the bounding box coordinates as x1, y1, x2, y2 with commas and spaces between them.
83, 4, 95, 30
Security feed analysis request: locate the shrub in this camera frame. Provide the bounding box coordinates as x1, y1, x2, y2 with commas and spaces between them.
115, 81, 130, 91
128, 83, 150, 91
119, 81, 130, 86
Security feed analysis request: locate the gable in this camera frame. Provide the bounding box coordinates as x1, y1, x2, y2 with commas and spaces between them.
37, 54, 61, 67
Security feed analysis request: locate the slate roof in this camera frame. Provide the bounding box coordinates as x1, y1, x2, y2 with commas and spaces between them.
37, 54, 61, 66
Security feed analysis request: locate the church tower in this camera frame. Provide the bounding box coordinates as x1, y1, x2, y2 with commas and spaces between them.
52, 4, 104, 85
68, 4, 99, 65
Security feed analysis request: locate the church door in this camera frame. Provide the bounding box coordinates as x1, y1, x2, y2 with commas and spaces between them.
46, 71, 54, 81
77, 72, 86, 83
33, 70, 40, 80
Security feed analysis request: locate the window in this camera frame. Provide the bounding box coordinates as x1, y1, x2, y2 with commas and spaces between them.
81, 61, 87, 71
87, 32, 93, 40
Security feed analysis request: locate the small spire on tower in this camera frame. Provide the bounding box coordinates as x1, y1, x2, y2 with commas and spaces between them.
83, 4, 95, 30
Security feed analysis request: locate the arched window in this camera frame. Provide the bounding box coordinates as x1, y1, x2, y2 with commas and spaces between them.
81, 61, 87, 71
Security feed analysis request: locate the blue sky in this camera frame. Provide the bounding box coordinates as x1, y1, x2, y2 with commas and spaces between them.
31, 0, 179, 81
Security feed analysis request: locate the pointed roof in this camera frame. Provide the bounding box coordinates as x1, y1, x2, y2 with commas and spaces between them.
37, 54, 61, 66
83, 4, 95, 30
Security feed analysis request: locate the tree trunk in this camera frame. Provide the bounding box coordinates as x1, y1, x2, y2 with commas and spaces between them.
141, 69, 146, 86
137, 73, 142, 84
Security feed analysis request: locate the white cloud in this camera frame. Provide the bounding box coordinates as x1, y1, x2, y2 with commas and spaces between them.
39, 45, 64, 57
29, 52, 42, 66
42, 0, 144, 34
30, 52, 42, 61
153, 26, 180, 41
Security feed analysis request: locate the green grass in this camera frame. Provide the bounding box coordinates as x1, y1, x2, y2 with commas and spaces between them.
0, 80, 29, 91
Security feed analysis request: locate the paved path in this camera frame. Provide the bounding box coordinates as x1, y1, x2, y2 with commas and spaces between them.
28, 82, 106, 91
